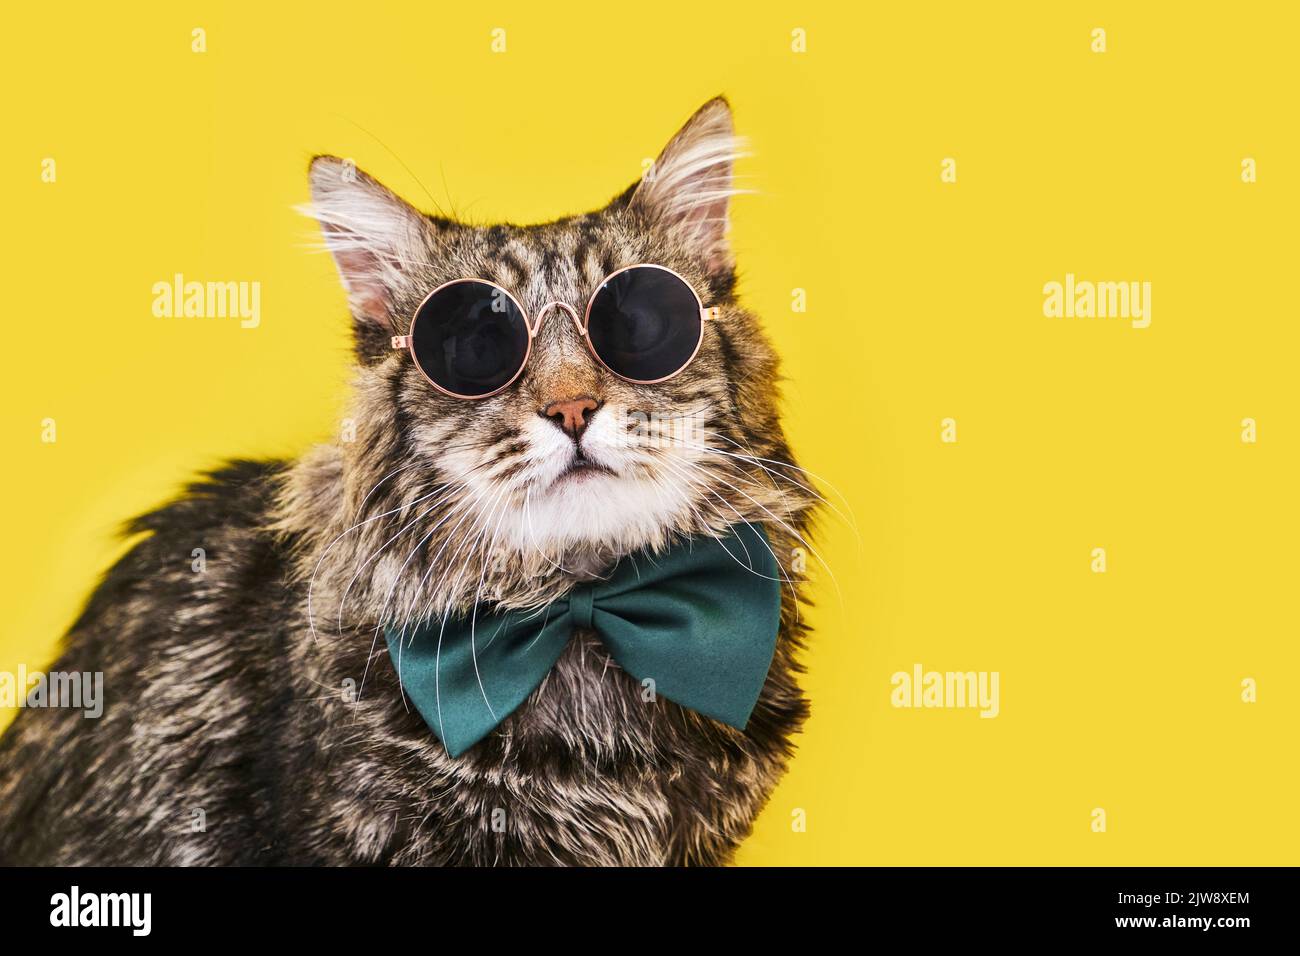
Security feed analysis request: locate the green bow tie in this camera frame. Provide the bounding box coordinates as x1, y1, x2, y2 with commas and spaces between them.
384, 522, 781, 757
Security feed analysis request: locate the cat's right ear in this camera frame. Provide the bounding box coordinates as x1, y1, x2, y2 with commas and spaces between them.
625, 97, 746, 278
301, 156, 435, 331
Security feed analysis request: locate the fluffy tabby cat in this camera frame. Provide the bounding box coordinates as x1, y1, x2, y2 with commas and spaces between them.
0, 98, 817, 865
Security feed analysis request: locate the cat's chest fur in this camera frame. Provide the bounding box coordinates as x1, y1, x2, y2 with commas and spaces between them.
0, 460, 806, 866
303, 608, 783, 866
286, 472, 806, 865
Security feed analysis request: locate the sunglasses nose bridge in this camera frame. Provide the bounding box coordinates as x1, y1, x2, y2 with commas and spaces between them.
531, 300, 585, 337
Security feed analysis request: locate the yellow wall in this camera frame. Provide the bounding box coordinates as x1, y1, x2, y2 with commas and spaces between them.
1, 2, 1295, 864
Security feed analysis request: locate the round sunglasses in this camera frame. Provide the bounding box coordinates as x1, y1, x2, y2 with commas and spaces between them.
389, 264, 717, 399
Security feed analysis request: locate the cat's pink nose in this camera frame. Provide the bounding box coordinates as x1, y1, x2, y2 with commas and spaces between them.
542, 397, 599, 439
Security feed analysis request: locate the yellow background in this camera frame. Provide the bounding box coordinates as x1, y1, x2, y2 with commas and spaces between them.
2, 3, 1295, 865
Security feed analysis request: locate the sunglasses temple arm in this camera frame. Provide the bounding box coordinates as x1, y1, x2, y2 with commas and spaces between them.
391, 335, 412, 349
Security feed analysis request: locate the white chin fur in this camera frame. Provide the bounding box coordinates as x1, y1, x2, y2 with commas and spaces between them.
507, 468, 694, 555
459, 407, 703, 558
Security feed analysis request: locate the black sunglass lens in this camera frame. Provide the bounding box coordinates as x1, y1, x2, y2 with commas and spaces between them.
410, 282, 529, 397
586, 267, 702, 382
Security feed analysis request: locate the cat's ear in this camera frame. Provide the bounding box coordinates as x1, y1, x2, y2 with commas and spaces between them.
628, 97, 745, 276
302, 156, 434, 330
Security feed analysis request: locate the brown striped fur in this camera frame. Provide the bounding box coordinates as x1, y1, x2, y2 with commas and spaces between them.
0, 98, 817, 865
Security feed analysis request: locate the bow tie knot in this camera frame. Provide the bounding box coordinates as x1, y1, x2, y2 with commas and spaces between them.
567, 584, 596, 631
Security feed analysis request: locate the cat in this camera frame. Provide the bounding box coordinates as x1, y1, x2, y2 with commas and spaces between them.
0, 97, 817, 865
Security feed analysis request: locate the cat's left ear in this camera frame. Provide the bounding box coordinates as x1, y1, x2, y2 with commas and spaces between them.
302, 155, 436, 333
628, 97, 745, 277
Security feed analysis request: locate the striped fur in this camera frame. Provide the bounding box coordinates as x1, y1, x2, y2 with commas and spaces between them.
0, 98, 817, 865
